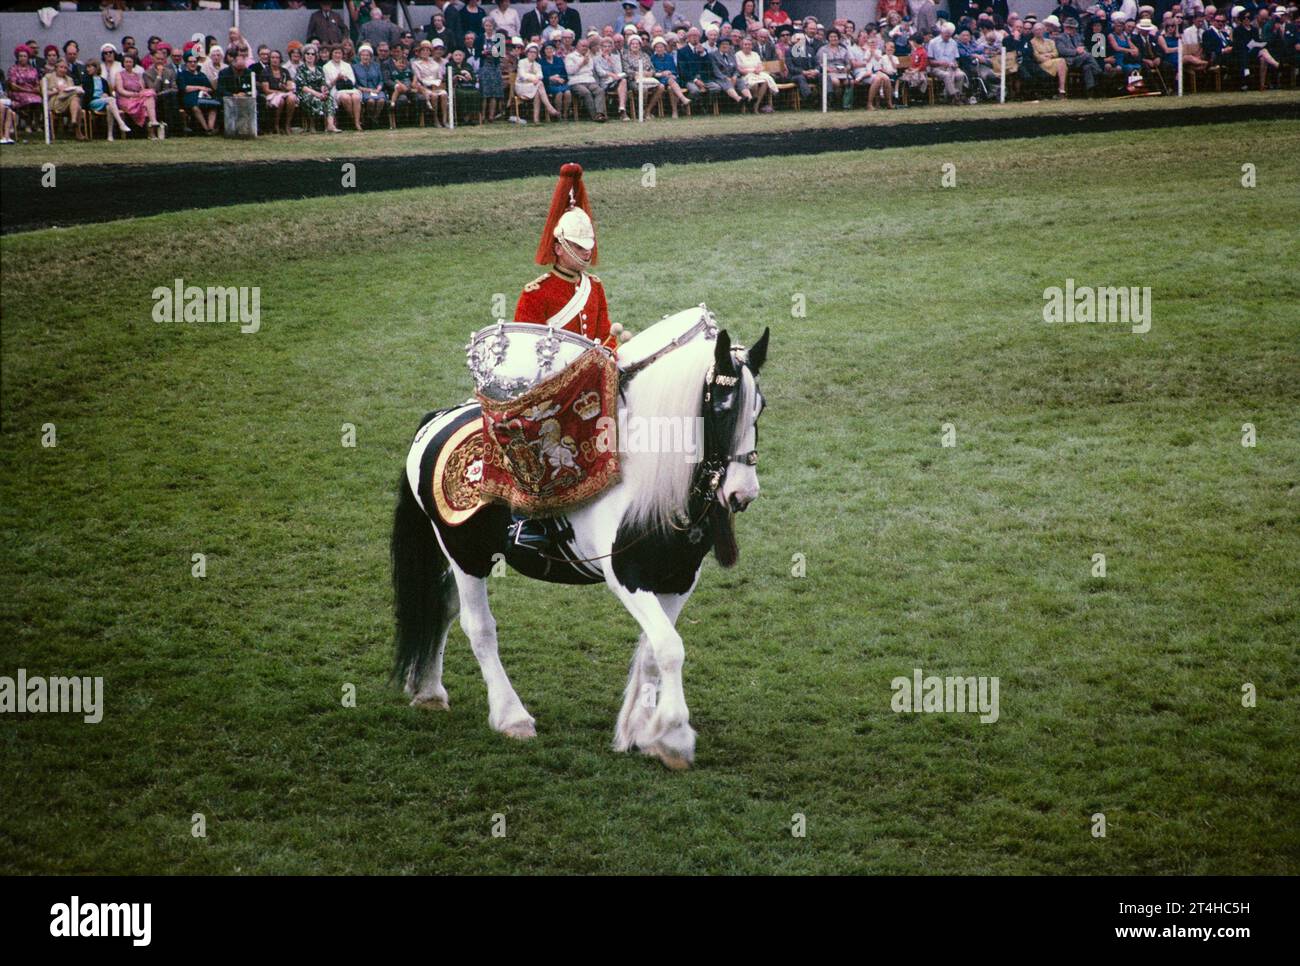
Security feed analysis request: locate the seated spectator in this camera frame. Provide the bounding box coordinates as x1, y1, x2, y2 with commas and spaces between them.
784, 30, 822, 99
285, 41, 304, 80
540, 40, 571, 116
1055, 17, 1103, 94
821, 28, 853, 107
1109, 16, 1144, 72
0, 77, 14, 144
43, 59, 86, 138
763, 0, 792, 31
260, 49, 300, 135
83, 60, 131, 139
1031, 21, 1070, 97
353, 44, 388, 126
593, 37, 630, 120
295, 45, 337, 133
100, 43, 124, 89
202, 45, 225, 89
115, 52, 164, 137
447, 47, 482, 120
734, 34, 777, 112
7, 46, 42, 119
324, 44, 363, 131
177, 49, 220, 133
515, 41, 561, 121
566, 37, 609, 121
900, 33, 930, 96
624, 34, 665, 116
649, 35, 692, 116
1181, 12, 1212, 72
958, 28, 998, 98
708, 34, 751, 107
412, 39, 450, 126
384, 45, 416, 127
861, 33, 899, 109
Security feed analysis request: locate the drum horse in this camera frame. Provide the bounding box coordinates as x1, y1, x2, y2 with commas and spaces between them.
391, 308, 770, 769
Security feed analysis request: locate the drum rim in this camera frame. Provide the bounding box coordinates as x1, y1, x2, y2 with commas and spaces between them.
468, 321, 601, 351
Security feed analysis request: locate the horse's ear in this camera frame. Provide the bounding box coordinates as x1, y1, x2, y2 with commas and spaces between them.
748, 327, 769, 374
713, 329, 736, 377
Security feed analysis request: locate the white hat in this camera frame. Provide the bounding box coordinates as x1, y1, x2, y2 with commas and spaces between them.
524, 41, 540, 52
1043, 14, 1061, 27
431, 38, 445, 48
623, 24, 639, 34
553, 208, 594, 251
101, 42, 118, 53
651, 35, 667, 47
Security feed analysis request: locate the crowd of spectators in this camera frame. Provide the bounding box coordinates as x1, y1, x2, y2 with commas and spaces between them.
1, 0, 1297, 142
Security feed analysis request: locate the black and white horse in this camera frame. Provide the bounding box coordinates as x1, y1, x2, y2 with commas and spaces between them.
391, 323, 769, 769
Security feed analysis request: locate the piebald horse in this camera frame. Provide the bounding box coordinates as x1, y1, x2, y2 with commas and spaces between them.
391, 320, 769, 769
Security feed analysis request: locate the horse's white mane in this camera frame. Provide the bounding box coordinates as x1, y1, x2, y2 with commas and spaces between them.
619, 338, 717, 533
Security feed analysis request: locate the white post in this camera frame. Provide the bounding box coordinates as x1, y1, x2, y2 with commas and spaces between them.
637, 63, 645, 121
233, 0, 240, 32
41, 74, 51, 144
821, 48, 828, 112
1177, 37, 1184, 96
999, 46, 1006, 104
448, 65, 456, 129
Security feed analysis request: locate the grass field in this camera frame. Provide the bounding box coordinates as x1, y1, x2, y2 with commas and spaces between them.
1, 117, 1298, 874
0, 89, 1295, 167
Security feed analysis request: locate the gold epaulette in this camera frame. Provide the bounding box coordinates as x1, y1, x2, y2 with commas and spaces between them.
523, 272, 549, 293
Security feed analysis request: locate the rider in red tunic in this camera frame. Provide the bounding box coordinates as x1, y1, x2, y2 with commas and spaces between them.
514, 163, 626, 353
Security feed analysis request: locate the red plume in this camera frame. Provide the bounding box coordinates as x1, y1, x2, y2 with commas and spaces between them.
535, 162, 597, 266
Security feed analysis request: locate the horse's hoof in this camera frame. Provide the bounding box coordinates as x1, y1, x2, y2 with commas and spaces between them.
500, 719, 536, 740
644, 743, 691, 770
411, 695, 450, 711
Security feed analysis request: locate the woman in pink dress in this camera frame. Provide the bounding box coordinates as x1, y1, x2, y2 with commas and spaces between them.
6, 45, 42, 110
114, 52, 163, 136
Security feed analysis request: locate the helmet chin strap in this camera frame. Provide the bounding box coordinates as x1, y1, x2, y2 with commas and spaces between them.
556, 235, 592, 266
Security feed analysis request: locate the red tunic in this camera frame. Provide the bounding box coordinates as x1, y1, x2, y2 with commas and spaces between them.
513, 266, 617, 352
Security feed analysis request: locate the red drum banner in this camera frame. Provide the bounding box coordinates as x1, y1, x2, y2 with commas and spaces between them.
476, 348, 621, 516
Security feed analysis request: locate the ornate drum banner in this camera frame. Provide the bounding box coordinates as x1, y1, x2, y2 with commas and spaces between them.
476, 347, 620, 516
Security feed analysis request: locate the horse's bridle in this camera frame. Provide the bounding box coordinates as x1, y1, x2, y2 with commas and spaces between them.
695, 351, 759, 502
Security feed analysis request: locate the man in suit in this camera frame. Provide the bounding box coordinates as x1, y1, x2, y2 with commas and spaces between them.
555, 0, 582, 36
308, 1, 347, 46
1055, 16, 1104, 91
520, 0, 550, 43
1202, 9, 1234, 64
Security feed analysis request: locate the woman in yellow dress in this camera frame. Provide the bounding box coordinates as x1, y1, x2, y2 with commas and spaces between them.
1030, 22, 1068, 98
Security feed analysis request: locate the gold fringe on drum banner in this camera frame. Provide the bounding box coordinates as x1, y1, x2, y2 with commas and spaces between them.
476, 348, 621, 516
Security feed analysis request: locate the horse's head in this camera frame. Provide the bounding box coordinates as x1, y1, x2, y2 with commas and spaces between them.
701, 327, 769, 567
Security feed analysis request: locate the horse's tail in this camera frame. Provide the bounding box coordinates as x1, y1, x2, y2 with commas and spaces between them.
391, 420, 453, 688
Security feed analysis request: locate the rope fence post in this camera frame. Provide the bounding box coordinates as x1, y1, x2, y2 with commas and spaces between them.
448, 64, 456, 130
821, 48, 828, 112
1177, 37, 1184, 96
637, 63, 645, 121
999, 47, 1006, 104
42, 74, 51, 145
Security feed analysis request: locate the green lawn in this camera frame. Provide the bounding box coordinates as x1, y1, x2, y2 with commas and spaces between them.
1, 119, 1297, 874
0, 88, 1295, 167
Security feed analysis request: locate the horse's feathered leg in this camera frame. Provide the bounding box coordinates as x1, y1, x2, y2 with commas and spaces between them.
606, 582, 697, 769
614, 588, 695, 755
451, 567, 536, 739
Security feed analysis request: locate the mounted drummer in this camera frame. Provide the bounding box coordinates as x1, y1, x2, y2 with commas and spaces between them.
515, 162, 629, 352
